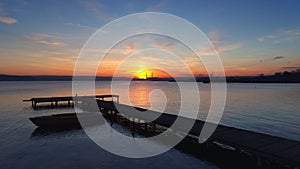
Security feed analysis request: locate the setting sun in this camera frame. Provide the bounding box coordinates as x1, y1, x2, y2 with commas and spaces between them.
134, 70, 149, 79
133, 68, 172, 79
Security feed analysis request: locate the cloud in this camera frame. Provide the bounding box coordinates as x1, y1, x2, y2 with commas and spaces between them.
216, 43, 243, 53
257, 37, 264, 42
207, 30, 242, 52
80, 0, 102, 13
121, 43, 137, 55
29, 33, 63, 41
0, 16, 17, 24
151, 37, 177, 50
146, 0, 168, 11
79, 0, 115, 22
257, 35, 276, 42
64, 22, 97, 31
281, 66, 300, 70
280, 59, 300, 70
260, 56, 285, 63
273, 56, 284, 60
195, 43, 242, 57
197, 30, 242, 56
207, 30, 222, 45
257, 29, 300, 43
284, 30, 300, 36
38, 40, 66, 46
26, 33, 67, 46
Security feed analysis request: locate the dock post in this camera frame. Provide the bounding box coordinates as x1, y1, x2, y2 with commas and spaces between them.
131, 121, 135, 137
205, 141, 210, 150
33, 102, 37, 109
256, 155, 262, 168
75, 94, 78, 107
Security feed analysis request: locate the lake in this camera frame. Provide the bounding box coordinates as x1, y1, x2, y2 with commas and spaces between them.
0, 81, 299, 169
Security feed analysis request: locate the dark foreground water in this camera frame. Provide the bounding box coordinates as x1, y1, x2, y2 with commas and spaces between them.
0, 81, 299, 169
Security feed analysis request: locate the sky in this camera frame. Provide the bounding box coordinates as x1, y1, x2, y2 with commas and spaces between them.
0, 0, 300, 77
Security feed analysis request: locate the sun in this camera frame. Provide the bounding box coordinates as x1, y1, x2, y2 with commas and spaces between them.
134, 69, 149, 79
134, 68, 171, 79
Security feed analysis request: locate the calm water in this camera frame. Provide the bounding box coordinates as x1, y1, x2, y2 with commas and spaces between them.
0, 81, 299, 169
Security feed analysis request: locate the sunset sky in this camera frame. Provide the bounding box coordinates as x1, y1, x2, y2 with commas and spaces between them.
0, 0, 300, 77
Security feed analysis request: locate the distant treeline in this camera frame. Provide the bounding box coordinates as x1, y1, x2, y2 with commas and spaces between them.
1, 70, 300, 83
0, 75, 113, 81
197, 70, 300, 83
225, 74, 300, 83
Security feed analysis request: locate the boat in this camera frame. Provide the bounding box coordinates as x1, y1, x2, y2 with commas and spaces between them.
29, 112, 103, 128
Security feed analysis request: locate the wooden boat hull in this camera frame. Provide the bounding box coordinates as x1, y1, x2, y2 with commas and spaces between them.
29, 113, 103, 128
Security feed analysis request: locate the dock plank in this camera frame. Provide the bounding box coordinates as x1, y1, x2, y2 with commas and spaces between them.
280, 144, 300, 162
26, 97, 300, 167
24, 95, 119, 109
95, 101, 300, 166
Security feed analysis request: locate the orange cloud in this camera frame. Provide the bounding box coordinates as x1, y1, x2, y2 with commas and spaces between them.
38, 40, 67, 46
26, 33, 68, 46
195, 43, 242, 56
207, 30, 222, 45
29, 33, 62, 40
0, 16, 17, 24
121, 43, 137, 55
216, 43, 243, 53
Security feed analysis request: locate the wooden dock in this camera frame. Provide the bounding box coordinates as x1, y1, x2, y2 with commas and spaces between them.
96, 100, 300, 168
25, 95, 300, 168
23, 94, 119, 109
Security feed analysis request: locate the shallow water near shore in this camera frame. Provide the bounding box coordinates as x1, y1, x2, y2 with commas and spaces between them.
0, 81, 299, 169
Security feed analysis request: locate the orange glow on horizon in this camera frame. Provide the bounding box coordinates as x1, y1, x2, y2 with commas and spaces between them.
133, 69, 172, 79
0, 56, 291, 77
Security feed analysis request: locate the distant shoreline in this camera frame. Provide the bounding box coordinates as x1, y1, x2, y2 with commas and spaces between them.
1, 74, 300, 83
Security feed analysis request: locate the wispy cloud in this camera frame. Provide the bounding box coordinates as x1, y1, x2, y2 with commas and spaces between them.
0, 47, 77, 75
260, 56, 285, 63
121, 43, 137, 55
280, 59, 300, 71
79, 0, 102, 14
201, 30, 243, 55
29, 33, 64, 41
38, 40, 66, 46
26, 33, 67, 46
0, 16, 17, 24
0, 1, 22, 23
151, 37, 177, 50
216, 43, 242, 53
79, 0, 115, 22
257, 37, 264, 42
107, 35, 178, 56
64, 22, 97, 31
196, 43, 243, 56
284, 30, 300, 36
146, 0, 168, 11
281, 66, 300, 70
207, 30, 222, 45
257, 29, 300, 43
